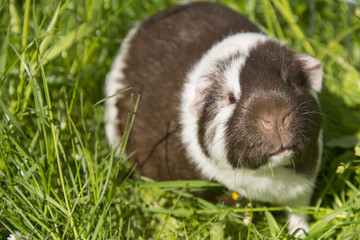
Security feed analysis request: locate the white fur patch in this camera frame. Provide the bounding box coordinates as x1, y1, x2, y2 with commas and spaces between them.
180, 32, 321, 205
222, 57, 244, 97
105, 24, 140, 148
287, 212, 309, 238
204, 57, 246, 163
205, 106, 233, 163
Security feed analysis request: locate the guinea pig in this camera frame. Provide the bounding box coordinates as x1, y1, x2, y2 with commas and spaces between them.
105, 2, 323, 237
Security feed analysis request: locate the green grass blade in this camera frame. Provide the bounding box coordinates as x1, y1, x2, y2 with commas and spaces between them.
0, 99, 27, 141
41, 21, 96, 65
265, 209, 280, 238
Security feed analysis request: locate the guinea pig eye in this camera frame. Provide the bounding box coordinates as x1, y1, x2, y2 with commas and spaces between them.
228, 93, 237, 104
286, 79, 295, 90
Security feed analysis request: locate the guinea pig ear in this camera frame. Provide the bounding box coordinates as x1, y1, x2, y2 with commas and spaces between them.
189, 79, 214, 116
297, 54, 323, 92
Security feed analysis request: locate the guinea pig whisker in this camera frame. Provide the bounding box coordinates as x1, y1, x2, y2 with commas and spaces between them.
296, 129, 312, 144
298, 100, 311, 106
296, 100, 313, 108
289, 100, 312, 114
299, 118, 321, 128
289, 106, 301, 116
283, 130, 295, 146
298, 110, 321, 116
289, 102, 305, 113
236, 151, 245, 168
296, 115, 318, 122
317, 112, 336, 121
294, 128, 306, 140
291, 155, 297, 173
235, 151, 246, 187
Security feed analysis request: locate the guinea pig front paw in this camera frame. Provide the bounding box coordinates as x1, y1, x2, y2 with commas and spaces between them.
287, 212, 309, 238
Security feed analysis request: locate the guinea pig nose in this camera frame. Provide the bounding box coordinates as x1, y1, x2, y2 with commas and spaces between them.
262, 115, 289, 130
262, 119, 273, 129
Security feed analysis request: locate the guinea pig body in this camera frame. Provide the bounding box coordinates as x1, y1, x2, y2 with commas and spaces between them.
105, 2, 323, 236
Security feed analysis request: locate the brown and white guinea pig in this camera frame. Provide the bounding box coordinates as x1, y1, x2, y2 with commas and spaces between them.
105, 1, 323, 237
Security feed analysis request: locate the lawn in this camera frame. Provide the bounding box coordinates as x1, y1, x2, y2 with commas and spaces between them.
0, 0, 360, 239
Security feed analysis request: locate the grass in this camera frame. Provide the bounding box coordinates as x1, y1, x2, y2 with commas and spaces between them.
0, 0, 360, 239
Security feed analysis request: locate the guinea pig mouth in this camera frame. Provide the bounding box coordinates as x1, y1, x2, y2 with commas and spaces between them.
266, 147, 294, 167
270, 148, 292, 158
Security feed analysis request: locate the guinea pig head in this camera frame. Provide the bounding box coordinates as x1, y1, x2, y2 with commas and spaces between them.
194, 40, 322, 170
